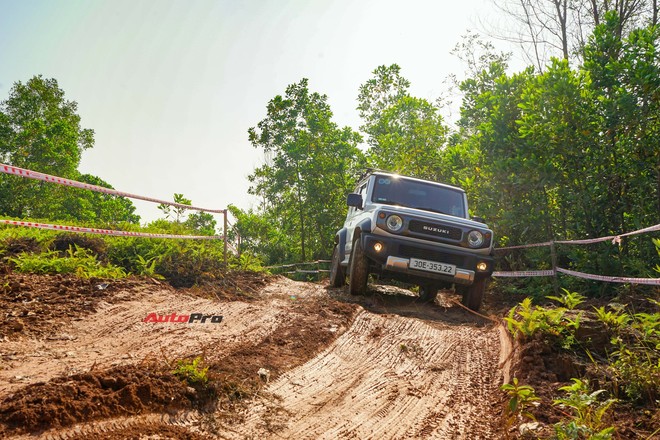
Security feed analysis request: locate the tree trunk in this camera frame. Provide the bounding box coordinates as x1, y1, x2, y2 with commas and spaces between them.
553, 0, 570, 60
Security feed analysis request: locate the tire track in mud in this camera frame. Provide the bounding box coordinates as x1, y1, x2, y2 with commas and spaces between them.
0, 288, 286, 396
232, 306, 504, 439
2, 278, 508, 439
9, 411, 204, 440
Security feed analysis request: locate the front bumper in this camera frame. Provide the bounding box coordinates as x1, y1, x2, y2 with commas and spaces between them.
360, 233, 494, 285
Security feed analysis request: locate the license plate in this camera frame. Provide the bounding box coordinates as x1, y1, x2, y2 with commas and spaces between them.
409, 258, 456, 275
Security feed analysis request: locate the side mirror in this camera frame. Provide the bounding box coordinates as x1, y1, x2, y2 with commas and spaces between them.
471, 216, 486, 224
347, 193, 363, 209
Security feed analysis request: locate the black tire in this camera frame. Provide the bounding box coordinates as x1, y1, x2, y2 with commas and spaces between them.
460, 279, 486, 311
417, 285, 439, 303
329, 245, 346, 287
348, 238, 369, 295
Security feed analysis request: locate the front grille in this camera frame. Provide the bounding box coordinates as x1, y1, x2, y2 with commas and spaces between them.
408, 220, 462, 240
399, 245, 465, 266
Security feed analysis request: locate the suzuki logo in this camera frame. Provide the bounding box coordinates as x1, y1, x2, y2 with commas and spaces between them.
422, 225, 451, 235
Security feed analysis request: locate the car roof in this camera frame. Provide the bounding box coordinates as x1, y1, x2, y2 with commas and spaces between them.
361, 171, 466, 193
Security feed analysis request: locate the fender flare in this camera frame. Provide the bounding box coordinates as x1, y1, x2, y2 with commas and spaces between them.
354, 218, 372, 243
335, 228, 347, 257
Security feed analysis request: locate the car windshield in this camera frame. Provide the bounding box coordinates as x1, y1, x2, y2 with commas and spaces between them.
371, 176, 466, 218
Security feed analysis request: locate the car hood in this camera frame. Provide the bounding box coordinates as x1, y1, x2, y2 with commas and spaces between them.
374, 205, 490, 230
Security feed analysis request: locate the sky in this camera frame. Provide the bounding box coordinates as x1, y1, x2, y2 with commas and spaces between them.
0, 0, 516, 225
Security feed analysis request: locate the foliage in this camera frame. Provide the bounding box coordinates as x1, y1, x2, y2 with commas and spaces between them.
133, 254, 162, 278
0, 218, 228, 287
0, 224, 55, 257
226, 204, 296, 265
229, 252, 265, 273
607, 306, 660, 403
106, 232, 225, 287
501, 377, 540, 423
507, 287, 660, 409
184, 211, 217, 236
49, 232, 108, 260
357, 65, 447, 180
8, 245, 127, 279
593, 305, 630, 331
499, 379, 618, 439
247, 78, 364, 262
447, 16, 660, 295
548, 289, 586, 310
1, 235, 41, 256
504, 297, 579, 350
357, 64, 411, 132
59, 174, 140, 225
0, 75, 139, 224
158, 193, 191, 223
156, 193, 218, 235
172, 356, 209, 386
155, 241, 225, 288
486, 0, 657, 69
553, 379, 616, 440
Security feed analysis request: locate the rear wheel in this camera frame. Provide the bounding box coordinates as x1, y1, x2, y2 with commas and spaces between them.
348, 238, 369, 295
417, 285, 439, 303
460, 279, 486, 311
329, 245, 346, 287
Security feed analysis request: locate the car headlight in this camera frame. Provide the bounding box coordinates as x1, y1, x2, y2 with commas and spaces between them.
467, 230, 484, 248
386, 215, 404, 232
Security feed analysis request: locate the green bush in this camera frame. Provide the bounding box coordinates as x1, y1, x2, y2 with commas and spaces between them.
8, 245, 127, 279
49, 233, 107, 260
0, 217, 236, 287
172, 356, 209, 386
504, 296, 580, 349
553, 379, 616, 439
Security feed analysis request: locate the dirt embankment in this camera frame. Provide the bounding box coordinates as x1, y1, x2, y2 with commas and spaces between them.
0, 272, 510, 439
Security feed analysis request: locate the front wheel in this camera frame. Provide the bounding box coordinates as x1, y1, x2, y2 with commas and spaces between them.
348, 238, 369, 295
459, 279, 486, 311
329, 245, 346, 287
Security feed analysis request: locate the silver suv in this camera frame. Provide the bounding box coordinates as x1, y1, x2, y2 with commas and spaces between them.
329, 171, 494, 311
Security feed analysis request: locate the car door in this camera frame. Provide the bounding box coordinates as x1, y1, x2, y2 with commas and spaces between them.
344, 180, 369, 258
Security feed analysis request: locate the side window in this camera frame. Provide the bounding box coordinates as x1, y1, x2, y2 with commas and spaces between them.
358, 183, 367, 204
348, 182, 368, 217
346, 185, 361, 218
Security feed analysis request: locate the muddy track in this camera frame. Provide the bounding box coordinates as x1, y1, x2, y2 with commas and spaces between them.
1, 275, 510, 439
235, 305, 506, 439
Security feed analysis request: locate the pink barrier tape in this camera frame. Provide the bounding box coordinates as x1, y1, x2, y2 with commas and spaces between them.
265, 260, 332, 270
620, 223, 660, 237
555, 223, 660, 245
495, 223, 660, 250
494, 241, 553, 251
493, 270, 555, 277
556, 267, 660, 286
0, 163, 226, 214
1, 219, 223, 240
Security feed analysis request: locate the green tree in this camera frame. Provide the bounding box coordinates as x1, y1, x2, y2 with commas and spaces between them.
158, 193, 192, 223
449, 12, 660, 288
227, 204, 295, 264
248, 79, 364, 262
185, 211, 217, 236
358, 64, 448, 179
0, 75, 94, 218
357, 64, 411, 139
365, 96, 447, 180
59, 174, 140, 225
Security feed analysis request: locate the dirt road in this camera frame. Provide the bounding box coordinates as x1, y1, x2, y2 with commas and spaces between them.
0, 273, 510, 439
